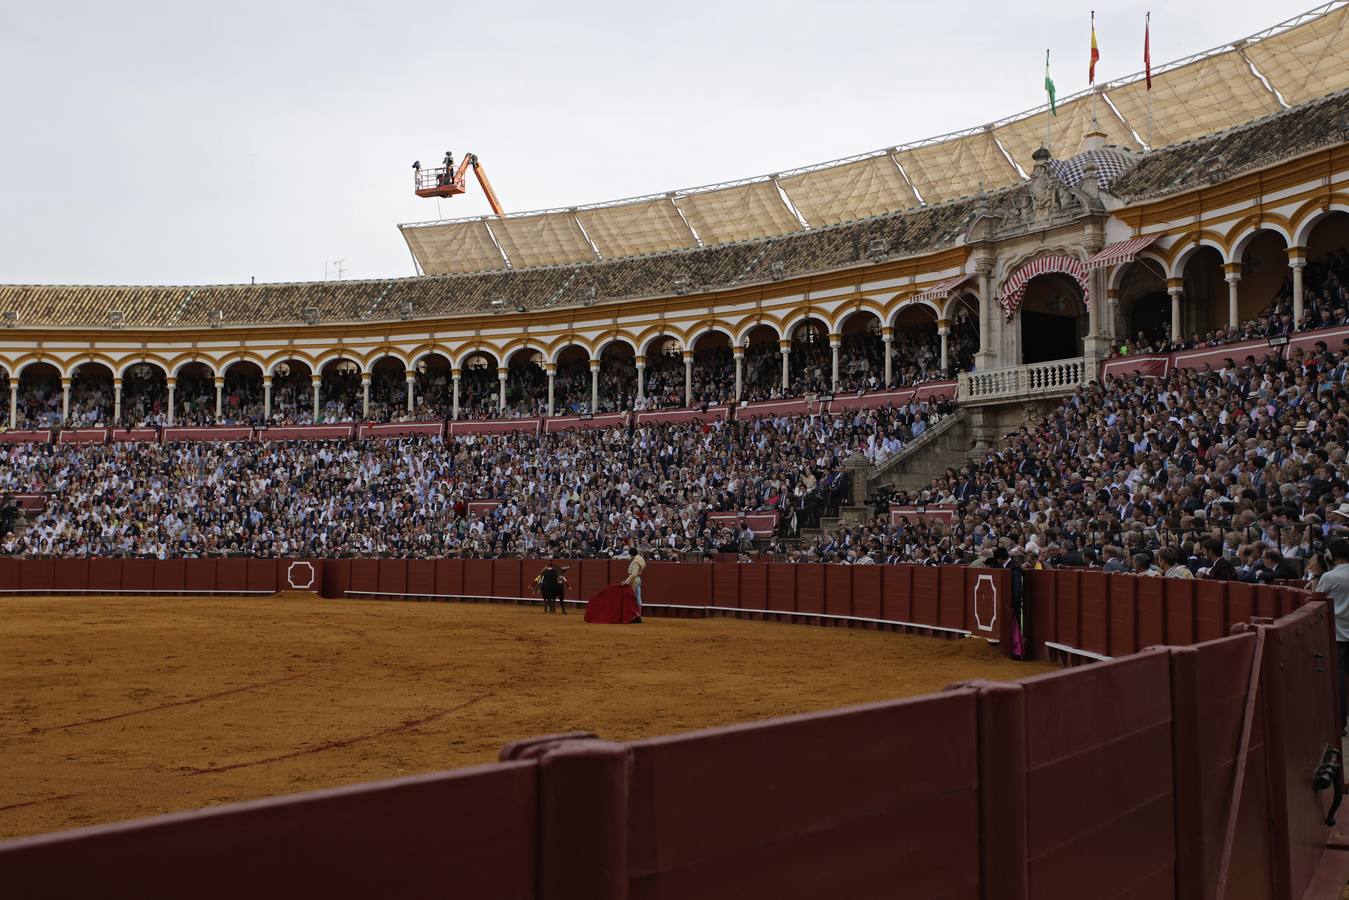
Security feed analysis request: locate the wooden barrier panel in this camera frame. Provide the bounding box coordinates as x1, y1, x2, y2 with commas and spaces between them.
405, 560, 436, 597
1252, 585, 1280, 621
1111, 577, 1133, 655
738, 563, 768, 612
377, 560, 408, 597
1194, 581, 1226, 643
519, 560, 547, 602
1163, 579, 1196, 645
184, 559, 217, 593
1137, 577, 1165, 649
321, 560, 350, 599
936, 566, 964, 631
1054, 570, 1081, 649
348, 560, 379, 596
1020, 652, 1177, 898
824, 565, 851, 618
53, 559, 90, 593
911, 567, 939, 628
0, 559, 18, 592
492, 559, 522, 600
713, 563, 740, 609
0, 761, 541, 900
641, 561, 676, 607
154, 560, 186, 593
851, 566, 882, 620
434, 559, 464, 599
766, 563, 796, 613
671, 562, 711, 607
578, 560, 608, 603
122, 559, 156, 592
626, 690, 981, 899
881, 566, 912, 623
1029, 570, 1056, 659
1077, 572, 1109, 657
795, 565, 824, 615
1226, 582, 1254, 631
19, 559, 54, 592
246, 560, 275, 594
463, 559, 493, 598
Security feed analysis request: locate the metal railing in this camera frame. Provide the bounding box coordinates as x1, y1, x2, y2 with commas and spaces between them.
958, 357, 1089, 403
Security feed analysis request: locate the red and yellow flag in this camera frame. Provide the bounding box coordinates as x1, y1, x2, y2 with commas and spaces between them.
1090, 11, 1100, 83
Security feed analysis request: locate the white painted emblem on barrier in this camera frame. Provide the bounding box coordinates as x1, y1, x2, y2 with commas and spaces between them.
973, 574, 997, 633
287, 561, 316, 591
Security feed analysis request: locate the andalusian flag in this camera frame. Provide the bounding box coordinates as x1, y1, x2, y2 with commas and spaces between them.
1045, 50, 1057, 115
1090, 11, 1100, 83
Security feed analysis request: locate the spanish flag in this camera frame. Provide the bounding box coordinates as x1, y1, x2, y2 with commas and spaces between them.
1090, 11, 1100, 84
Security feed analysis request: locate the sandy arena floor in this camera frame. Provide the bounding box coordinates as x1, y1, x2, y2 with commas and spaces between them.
0, 595, 1048, 839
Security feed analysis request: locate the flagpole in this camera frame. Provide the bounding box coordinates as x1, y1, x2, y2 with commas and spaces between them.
1146, 12, 1153, 149
1045, 49, 1052, 151
1090, 11, 1099, 128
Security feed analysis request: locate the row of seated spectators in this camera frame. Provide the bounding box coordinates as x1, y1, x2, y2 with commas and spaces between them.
1115, 246, 1349, 356
2, 326, 970, 428
803, 339, 1349, 585
0, 401, 944, 558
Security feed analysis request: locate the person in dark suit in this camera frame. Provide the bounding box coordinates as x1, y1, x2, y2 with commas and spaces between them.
1200, 537, 1237, 581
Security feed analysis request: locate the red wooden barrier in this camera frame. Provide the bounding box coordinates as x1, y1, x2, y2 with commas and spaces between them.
1137, 577, 1165, 649
463, 559, 493, 598
53, 559, 89, 592
824, 565, 851, 618
851, 566, 882, 620
911, 567, 939, 628
492, 559, 522, 600
154, 559, 186, 593
936, 566, 964, 631
1252, 585, 1279, 621
1019, 652, 1177, 898
19, 559, 53, 592
1029, 570, 1056, 658
578, 559, 608, 603
348, 560, 378, 596
1163, 579, 1196, 645
795, 565, 824, 616
766, 563, 796, 613
881, 565, 912, 623
406, 559, 436, 597
1054, 570, 1080, 649
1106, 574, 1138, 658
1078, 571, 1109, 657
625, 690, 982, 899
246, 559, 275, 594
0, 762, 541, 900
641, 561, 677, 607
519, 560, 546, 602
738, 563, 768, 612
434, 559, 464, 599
322, 560, 350, 598
122, 559, 156, 592
377, 559, 407, 597
1194, 581, 1226, 643
1226, 582, 1254, 632
712, 562, 739, 609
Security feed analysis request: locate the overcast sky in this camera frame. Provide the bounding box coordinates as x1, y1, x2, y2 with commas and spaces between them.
0, 0, 1321, 286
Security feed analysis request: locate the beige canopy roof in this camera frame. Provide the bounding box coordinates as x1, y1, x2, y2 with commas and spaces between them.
400, 221, 505, 275
1244, 3, 1349, 106
487, 213, 596, 268
674, 182, 802, 245
576, 198, 695, 258
994, 94, 1139, 174
778, 155, 919, 226
896, 132, 1017, 204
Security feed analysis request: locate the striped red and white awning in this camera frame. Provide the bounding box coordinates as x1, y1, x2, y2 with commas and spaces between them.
913, 273, 975, 303
1084, 235, 1160, 271
997, 255, 1091, 320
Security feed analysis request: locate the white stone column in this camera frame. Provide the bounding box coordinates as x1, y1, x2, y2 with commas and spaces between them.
546, 364, 556, 416
451, 370, 461, 419
682, 351, 693, 406
589, 360, 600, 412
974, 257, 997, 372
497, 367, 507, 413
881, 328, 894, 386
1106, 289, 1120, 342
405, 373, 415, 414
937, 320, 950, 372
166, 377, 176, 427
1167, 279, 1184, 343
8, 381, 16, 429
1289, 248, 1306, 326
60, 377, 71, 424
635, 357, 646, 401
1223, 263, 1242, 330
214, 376, 224, 420
779, 340, 791, 391
361, 374, 371, 419
263, 375, 273, 420
829, 335, 841, 389
733, 347, 744, 400
311, 375, 321, 422
113, 378, 123, 425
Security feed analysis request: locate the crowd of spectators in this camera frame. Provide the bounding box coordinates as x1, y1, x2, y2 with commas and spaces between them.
0, 403, 939, 559
807, 338, 1349, 585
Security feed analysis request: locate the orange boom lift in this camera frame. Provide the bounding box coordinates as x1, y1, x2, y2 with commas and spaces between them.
412, 152, 505, 216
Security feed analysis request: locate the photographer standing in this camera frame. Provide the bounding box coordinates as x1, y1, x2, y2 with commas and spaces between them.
1315, 539, 1349, 735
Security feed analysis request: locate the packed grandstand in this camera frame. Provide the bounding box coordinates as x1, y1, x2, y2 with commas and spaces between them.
1, 1, 1349, 590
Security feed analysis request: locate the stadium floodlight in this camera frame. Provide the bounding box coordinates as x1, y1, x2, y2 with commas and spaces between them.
1, 311, 15, 327
867, 239, 889, 262
1201, 152, 1227, 181
673, 273, 692, 295
108, 310, 125, 328
211, 310, 224, 329
302, 306, 320, 325
515, 305, 527, 313
399, 300, 414, 320
583, 287, 598, 306
769, 260, 786, 281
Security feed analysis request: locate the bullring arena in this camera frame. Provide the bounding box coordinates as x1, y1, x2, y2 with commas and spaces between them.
7, 1, 1349, 897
